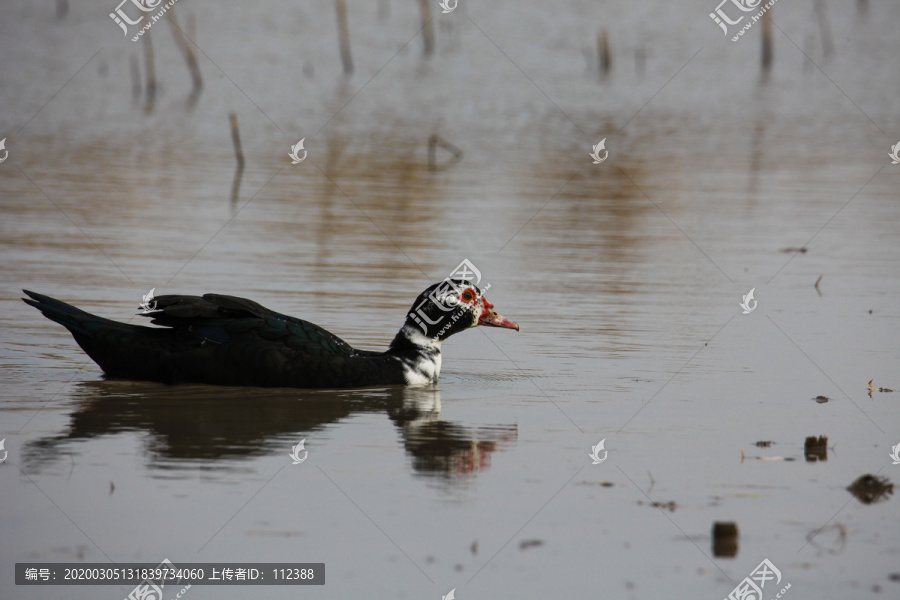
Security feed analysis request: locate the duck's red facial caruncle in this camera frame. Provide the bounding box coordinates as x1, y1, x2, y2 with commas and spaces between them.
469, 292, 519, 331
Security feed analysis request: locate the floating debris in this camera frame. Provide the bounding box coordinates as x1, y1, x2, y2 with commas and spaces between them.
814, 395, 829, 404
428, 134, 463, 171
741, 450, 796, 462
712, 521, 738, 558
805, 523, 846, 555
847, 474, 894, 505
814, 275, 823, 296
804, 435, 828, 462
636, 499, 676, 511
868, 380, 894, 397
519, 539, 544, 551
755, 440, 774, 447
779, 246, 808, 253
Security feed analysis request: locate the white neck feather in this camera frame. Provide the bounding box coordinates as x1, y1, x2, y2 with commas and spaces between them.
398, 325, 443, 385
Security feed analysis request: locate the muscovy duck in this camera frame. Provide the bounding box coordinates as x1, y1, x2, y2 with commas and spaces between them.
22, 280, 518, 388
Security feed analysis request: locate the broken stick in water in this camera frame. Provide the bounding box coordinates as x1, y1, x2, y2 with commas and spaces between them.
761, 12, 773, 71
335, 0, 354, 74
428, 134, 463, 171
167, 6, 203, 107
229, 113, 244, 205
417, 0, 435, 57
143, 29, 156, 114
229, 113, 245, 170
597, 30, 611, 75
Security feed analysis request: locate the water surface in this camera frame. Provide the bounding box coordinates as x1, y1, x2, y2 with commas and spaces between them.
1, 0, 899, 598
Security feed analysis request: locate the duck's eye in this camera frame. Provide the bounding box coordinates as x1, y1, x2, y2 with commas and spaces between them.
460, 289, 475, 303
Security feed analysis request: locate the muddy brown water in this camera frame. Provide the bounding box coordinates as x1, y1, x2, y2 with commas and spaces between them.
1, 1, 899, 598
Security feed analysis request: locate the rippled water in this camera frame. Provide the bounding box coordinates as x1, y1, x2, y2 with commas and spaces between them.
1, 0, 899, 598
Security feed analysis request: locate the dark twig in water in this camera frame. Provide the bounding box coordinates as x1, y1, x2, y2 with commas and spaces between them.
335, 0, 354, 74
597, 30, 611, 75
166, 6, 203, 108
142, 29, 156, 114
646, 470, 655, 494
518, 539, 544, 550
229, 113, 245, 204
229, 113, 245, 169
814, 275, 823, 296
423, 1, 440, 55
761, 12, 773, 71
130, 55, 142, 99
428, 134, 463, 171
813, 0, 834, 58
417, 0, 435, 57
185, 10, 196, 38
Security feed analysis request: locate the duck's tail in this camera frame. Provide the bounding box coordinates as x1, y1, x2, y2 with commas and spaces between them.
22, 290, 163, 379
22, 290, 114, 336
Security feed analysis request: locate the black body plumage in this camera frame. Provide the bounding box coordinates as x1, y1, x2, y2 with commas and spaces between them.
22, 281, 517, 389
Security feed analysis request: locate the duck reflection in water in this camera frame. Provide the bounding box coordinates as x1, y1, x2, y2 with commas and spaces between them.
23, 382, 517, 480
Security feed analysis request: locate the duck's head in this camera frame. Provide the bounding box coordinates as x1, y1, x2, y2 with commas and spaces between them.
404, 279, 519, 342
